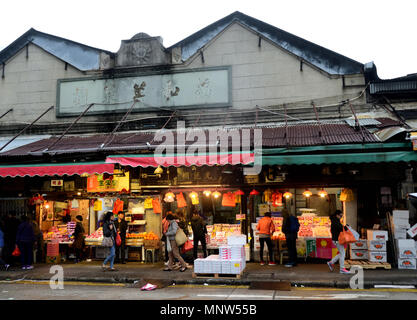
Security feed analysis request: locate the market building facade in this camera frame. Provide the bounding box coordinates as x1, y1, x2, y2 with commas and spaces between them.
0, 11, 416, 268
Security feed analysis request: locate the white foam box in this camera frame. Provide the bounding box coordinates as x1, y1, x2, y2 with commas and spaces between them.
229, 259, 244, 274
407, 223, 417, 238
349, 249, 369, 260
394, 230, 408, 240
398, 258, 417, 270
396, 240, 417, 258
393, 219, 410, 228
193, 258, 205, 274
393, 210, 409, 219
228, 235, 247, 246
367, 229, 389, 241
368, 251, 387, 263
350, 240, 368, 250
221, 260, 231, 274
367, 240, 387, 251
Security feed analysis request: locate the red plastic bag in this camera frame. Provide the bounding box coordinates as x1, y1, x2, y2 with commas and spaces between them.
176, 192, 187, 208
181, 240, 194, 254
338, 227, 356, 245
116, 232, 122, 246
152, 198, 162, 214
112, 198, 124, 214
12, 245, 21, 257
222, 192, 236, 207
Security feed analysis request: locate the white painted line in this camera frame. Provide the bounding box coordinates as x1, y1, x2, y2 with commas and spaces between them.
374, 285, 415, 289
197, 294, 273, 299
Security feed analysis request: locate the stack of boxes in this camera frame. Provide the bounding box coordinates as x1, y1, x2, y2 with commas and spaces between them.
367, 229, 388, 263
349, 240, 368, 260
392, 210, 416, 269
194, 235, 247, 275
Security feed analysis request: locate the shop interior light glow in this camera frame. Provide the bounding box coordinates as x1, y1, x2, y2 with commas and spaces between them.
302, 189, 312, 197
164, 192, 175, 202
154, 165, 163, 174
283, 191, 292, 199
318, 189, 328, 198
212, 191, 221, 198
44, 202, 50, 209
203, 190, 212, 197
190, 191, 198, 199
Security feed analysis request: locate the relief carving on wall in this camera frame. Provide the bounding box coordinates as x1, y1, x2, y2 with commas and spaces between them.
133, 81, 146, 101
132, 45, 152, 64
162, 80, 180, 101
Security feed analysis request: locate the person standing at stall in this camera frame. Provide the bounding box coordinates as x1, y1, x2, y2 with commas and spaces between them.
256, 211, 276, 265
191, 211, 207, 261
73, 215, 85, 263
16, 215, 35, 270
327, 210, 350, 274
3, 211, 20, 265
102, 211, 117, 271
282, 208, 300, 267
163, 214, 187, 272
0, 220, 10, 270
115, 211, 128, 264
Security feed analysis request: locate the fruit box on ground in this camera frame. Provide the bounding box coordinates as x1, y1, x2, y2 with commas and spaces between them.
398, 258, 417, 270
350, 240, 368, 250
367, 240, 387, 251
368, 251, 387, 263
349, 249, 368, 260
367, 230, 388, 241
396, 239, 417, 259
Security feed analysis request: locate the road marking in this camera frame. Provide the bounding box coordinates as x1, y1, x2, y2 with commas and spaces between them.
197, 294, 273, 298
0, 280, 125, 287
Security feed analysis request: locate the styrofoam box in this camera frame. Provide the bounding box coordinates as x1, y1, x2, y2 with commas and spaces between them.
228, 235, 247, 246
393, 210, 409, 219
396, 241, 417, 258
349, 249, 369, 260
394, 232, 407, 240
396, 239, 415, 248
393, 219, 410, 228
193, 258, 205, 273
350, 240, 368, 250
367, 230, 389, 241
367, 240, 387, 252
398, 258, 417, 270
368, 251, 387, 263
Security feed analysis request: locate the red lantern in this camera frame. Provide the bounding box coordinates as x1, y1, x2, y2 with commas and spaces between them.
250, 189, 260, 196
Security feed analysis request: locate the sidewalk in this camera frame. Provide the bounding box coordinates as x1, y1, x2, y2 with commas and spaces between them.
1, 261, 417, 289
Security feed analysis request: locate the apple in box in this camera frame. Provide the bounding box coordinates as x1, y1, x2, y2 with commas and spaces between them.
350, 240, 368, 250
398, 258, 417, 270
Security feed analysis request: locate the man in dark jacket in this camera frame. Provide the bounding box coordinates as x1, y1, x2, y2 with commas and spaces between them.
3, 211, 20, 265
72, 215, 85, 263
114, 211, 128, 264
281, 209, 299, 268
16, 215, 35, 270
191, 211, 207, 261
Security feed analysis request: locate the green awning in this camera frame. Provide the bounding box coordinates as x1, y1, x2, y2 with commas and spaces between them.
262, 151, 417, 166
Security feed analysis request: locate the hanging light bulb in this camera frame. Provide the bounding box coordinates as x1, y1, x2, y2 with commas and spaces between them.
203, 190, 212, 197
164, 192, 175, 202
302, 189, 312, 198
283, 191, 292, 199
212, 191, 221, 199
44, 202, 50, 209
154, 165, 163, 174
190, 191, 198, 199
318, 189, 328, 198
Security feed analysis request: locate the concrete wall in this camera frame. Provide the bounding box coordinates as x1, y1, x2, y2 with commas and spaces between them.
181, 22, 366, 110
0, 44, 86, 124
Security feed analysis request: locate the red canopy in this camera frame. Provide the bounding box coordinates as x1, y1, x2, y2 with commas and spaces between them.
105, 152, 254, 167
0, 162, 114, 178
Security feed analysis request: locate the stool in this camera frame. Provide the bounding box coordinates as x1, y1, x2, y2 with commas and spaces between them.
145, 248, 157, 263
280, 250, 288, 265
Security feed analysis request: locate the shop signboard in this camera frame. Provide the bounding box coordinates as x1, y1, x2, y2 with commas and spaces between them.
315, 238, 333, 259
87, 172, 130, 192
51, 180, 63, 187
306, 239, 316, 258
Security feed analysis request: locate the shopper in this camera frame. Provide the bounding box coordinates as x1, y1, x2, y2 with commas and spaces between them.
0, 220, 10, 270
256, 211, 276, 265
102, 211, 117, 271
161, 212, 171, 265
191, 211, 207, 260
163, 214, 187, 272
72, 215, 85, 263
16, 215, 35, 270
114, 211, 128, 264
327, 210, 350, 274
29, 216, 44, 263
3, 211, 20, 265
282, 209, 300, 267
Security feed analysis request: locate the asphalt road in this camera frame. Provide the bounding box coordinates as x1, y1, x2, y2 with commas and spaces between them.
1, 281, 417, 300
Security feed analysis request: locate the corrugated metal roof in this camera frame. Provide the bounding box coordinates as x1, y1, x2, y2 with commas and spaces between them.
0, 123, 379, 158
345, 118, 381, 127
370, 81, 417, 94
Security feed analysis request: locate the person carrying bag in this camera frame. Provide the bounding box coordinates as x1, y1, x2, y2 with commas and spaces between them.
101, 212, 117, 271
163, 214, 187, 272
327, 210, 350, 274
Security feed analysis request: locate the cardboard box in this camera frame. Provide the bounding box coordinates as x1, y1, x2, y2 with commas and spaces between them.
367, 240, 387, 251
398, 258, 417, 270
349, 249, 368, 260
393, 210, 409, 219
228, 235, 247, 246
368, 251, 387, 263
367, 230, 388, 241
407, 223, 417, 238
398, 247, 417, 259
350, 240, 368, 250
143, 239, 160, 248
396, 239, 415, 248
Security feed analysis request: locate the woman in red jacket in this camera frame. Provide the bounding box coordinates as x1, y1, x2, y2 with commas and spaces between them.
256, 212, 276, 265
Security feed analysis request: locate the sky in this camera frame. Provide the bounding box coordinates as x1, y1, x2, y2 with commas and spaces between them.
1, 0, 417, 79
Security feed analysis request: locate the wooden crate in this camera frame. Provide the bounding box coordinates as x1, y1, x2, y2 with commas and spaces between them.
144, 239, 160, 249
345, 260, 391, 270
